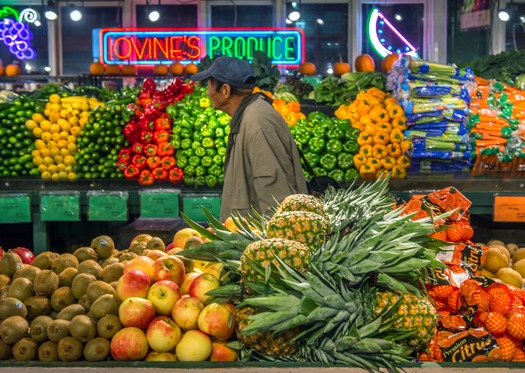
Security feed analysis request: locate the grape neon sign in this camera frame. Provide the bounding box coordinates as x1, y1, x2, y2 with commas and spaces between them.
95, 28, 305, 67
367, 8, 417, 58
0, 6, 38, 60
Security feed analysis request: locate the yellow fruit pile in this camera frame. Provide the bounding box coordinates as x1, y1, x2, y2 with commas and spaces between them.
25, 93, 103, 181
334, 87, 411, 179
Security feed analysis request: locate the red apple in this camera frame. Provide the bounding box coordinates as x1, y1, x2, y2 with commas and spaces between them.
152, 255, 185, 285
172, 296, 204, 330
165, 242, 175, 252
147, 280, 182, 316
118, 297, 156, 329
9, 247, 35, 264
197, 303, 235, 340
116, 269, 151, 300
147, 249, 167, 261
175, 330, 212, 361
180, 272, 201, 295
146, 316, 182, 352
210, 342, 238, 362
189, 273, 220, 304
110, 327, 149, 361
130, 233, 153, 246
123, 255, 155, 280
145, 351, 177, 361
173, 228, 201, 250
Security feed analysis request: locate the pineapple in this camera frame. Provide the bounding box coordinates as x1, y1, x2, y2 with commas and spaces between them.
240, 238, 310, 292
375, 291, 438, 348
266, 211, 330, 249
277, 194, 327, 217
234, 306, 299, 357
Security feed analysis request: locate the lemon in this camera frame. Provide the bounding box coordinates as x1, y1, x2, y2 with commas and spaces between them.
41, 132, 52, 142
64, 155, 76, 166
33, 156, 44, 166
50, 123, 61, 134
49, 93, 61, 103
60, 109, 69, 118
65, 165, 73, 173
43, 156, 54, 166
67, 135, 76, 143
58, 171, 68, 180
51, 173, 61, 181
47, 140, 57, 149
32, 127, 43, 138
47, 164, 58, 174
57, 140, 68, 149
50, 147, 60, 157
25, 119, 38, 131
67, 116, 78, 126
67, 143, 77, 153
48, 112, 60, 123
51, 133, 61, 142
71, 126, 82, 135
56, 163, 66, 172
40, 148, 51, 157
50, 102, 61, 111
40, 120, 52, 131
32, 113, 45, 123
31, 149, 40, 157
53, 155, 64, 164
60, 148, 70, 157
38, 164, 48, 173
35, 139, 46, 150
67, 172, 77, 181
41, 171, 52, 179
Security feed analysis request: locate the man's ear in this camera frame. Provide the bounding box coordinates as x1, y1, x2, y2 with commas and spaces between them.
222, 83, 232, 98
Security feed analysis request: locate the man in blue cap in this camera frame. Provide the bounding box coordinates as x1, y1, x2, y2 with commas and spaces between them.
191, 56, 307, 221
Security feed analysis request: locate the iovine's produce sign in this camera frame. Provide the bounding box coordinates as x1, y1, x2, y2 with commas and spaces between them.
93, 28, 304, 67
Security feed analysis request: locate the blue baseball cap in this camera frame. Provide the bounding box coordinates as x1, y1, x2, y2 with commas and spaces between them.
191, 56, 256, 88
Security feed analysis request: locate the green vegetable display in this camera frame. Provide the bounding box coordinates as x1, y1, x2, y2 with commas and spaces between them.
290, 111, 360, 182
466, 49, 525, 84
168, 85, 231, 188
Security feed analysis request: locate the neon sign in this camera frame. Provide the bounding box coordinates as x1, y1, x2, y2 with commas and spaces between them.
96, 28, 304, 67
0, 6, 38, 60
367, 8, 417, 58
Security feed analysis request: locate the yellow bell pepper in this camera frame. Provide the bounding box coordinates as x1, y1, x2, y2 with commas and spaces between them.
353, 154, 367, 170
365, 122, 378, 136
401, 140, 411, 153
359, 164, 376, 179
357, 132, 373, 146
388, 104, 404, 119
377, 122, 392, 133
366, 157, 381, 170
376, 169, 389, 179
396, 155, 411, 169
387, 143, 402, 158
390, 129, 405, 143
380, 156, 396, 170
372, 144, 388, 159
391, 165, 407, 179
360, 144, 373, 158
373, 131, 389, 146
391, 116, 407, 131
369, 106, 390, 123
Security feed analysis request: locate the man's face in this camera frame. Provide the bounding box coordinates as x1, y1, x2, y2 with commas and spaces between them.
206, 79, 227, 111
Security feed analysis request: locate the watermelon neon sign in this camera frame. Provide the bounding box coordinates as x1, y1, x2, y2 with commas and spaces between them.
96, 28, 305, 67
367, 8, 417, 58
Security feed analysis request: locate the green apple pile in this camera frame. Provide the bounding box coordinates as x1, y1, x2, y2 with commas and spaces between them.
0, 230, 238, 362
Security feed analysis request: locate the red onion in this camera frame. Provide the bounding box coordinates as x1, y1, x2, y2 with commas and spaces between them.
9, 247, 35, 265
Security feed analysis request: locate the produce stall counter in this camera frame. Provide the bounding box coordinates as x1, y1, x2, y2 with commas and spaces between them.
2, 361, 525, 373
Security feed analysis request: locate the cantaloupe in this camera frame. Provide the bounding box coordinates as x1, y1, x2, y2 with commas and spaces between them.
484, 246, 509, 274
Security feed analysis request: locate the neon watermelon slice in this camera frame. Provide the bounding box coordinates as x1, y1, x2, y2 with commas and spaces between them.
367, 7, 418, 58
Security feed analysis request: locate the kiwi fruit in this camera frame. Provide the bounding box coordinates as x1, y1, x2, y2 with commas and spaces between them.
38, 340, 59, 362
57, 336, 83, 362
100, 262, 124, 283
7, 277, 33, 302
71, 272, 97, 300
91, 235, 115, 259
31, 251, 58, 270
146, 237, 166, 251
33, 269, 59, 297
78, 294, 92, 311
51, 253, 79, 275
77, 259, 102, 278
86, 281, 115, 304
23, 296, 51, 319
128, 241, 147, 255
12, 265, 40, 282
73, 247, 99, 262
118, 251, 138, 262
46, 319, 71, 343
0, 286, 9, 300
30, 315, 53, 343
0, 339, 12, 360
0, 252, 23, 276
50, 287, 76, 312
0, 274, 10, 289
56, 304, 86, 321
58, 267, 78, 287
12, 337, 38, 361
0, 315, 29, 345
99, 256, 119, 268
84, 337, 110, 362
88, 294, 120, 320
69, 314, 96, 343
96, 314, 122, 339
0, 297, 28, 320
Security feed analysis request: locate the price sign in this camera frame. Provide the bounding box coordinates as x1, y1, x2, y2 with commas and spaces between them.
88, 192, 128, 221
0, 194, 31, 223
40, 193, 80, 221
494, 196, 525, 222
140, 190, 180, 218
183, 196, 221, 222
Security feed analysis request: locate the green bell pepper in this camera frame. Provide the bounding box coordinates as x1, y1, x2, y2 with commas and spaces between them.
326, 139, 343, 155
337, 153, 354, 170
189, 156, 200, 167
343, 140, 359, 154
201, 126, 214, 138
201, 156, 213, 168
185, 175, 195, 186
176, 155, 188, 168
344, 168, 359, 180
205, 174, 218, 188
313, 167, 326, 177
195, 147, 206, 157
202, 137, 215, 149
304, 152, 320, 167
208, 164, 222, 176
181, 138, 192, 150
327, 127, 344, 140
307, 137, 325, 154
320, 153, 337, 171
215, 127, 224, 138
193, 131, 203, 142
195, 176, 206, 187
185, 165, 196, 176
215, 138, 225, 149
195, 165, 207, 177
328, 168, 344, 182
307, 111, 328, 123
206, 148, 217, 157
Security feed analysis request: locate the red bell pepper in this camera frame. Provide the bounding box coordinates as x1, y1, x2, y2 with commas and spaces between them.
132, 155, 148, 170
160, 156, 176, 171
152, 91, 166, 105
145, 144, 158, 157
117, 160, 128, 172
140, 130, 154, 144
168, 167, 184, 184
139, 117, 155, 131
146, 156, 161, 169
123, 122, 140, 143
132, 142, 144, 154
145, 102, 165, 117
142, 78, 156, 93
152, 167, 168, 180
154, 130, 170, 144
158, 143, 174, 157
124, 165, 140, 179
155, 115, 171, 131
118, 147, 133, 162
138, 169, 154, 186
137, 92, 152, 107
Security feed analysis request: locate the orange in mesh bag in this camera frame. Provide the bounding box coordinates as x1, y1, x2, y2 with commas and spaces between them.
436, 328, 498, 362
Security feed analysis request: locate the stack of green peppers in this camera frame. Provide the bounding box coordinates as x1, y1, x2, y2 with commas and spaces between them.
168, 85, 231, 188
291, 111, 360, 182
